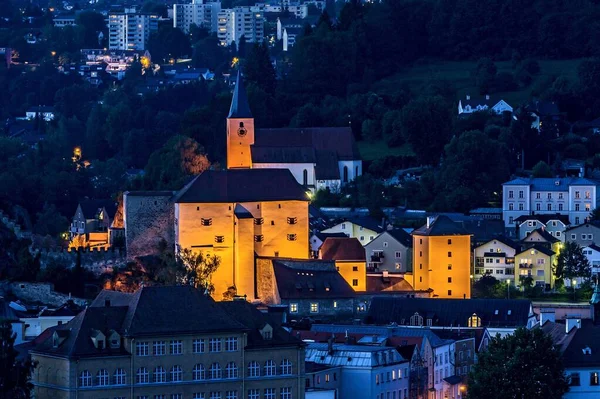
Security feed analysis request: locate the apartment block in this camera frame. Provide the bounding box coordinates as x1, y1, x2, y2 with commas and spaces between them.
217, 7, 264, 47
173, 0, 221, 33
109, 9, 159, 50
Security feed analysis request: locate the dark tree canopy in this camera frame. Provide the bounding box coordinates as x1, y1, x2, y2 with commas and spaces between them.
0, 321, 35, 398
555, 241, 592, 281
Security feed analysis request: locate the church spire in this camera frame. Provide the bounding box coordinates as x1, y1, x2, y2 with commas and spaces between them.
228, 69, 253, 119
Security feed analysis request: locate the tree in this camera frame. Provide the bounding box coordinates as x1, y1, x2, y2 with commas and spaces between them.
75, 11, 106, 48
176, 247, 221, 294
148, 26, 191, 63
468, 328, 568, 399
555, 241, 591, 282
532, 161, 553, 177
0, 321, 35, 398
32, 203, 68, 237
244, 41, 276, 95
473, 57, 497, 94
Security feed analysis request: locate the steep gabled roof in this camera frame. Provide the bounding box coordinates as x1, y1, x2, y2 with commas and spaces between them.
523, 228, 559, 244
347, 216, 384, 233
313, 232, 347, 242
518, 244, 555, 257
412, 215, 469, 236
320, 237, 366, 261
79, 199, 118, 219
560, 320, 600, 368
228, 69, 252, 118
515, 214, 570, 225
387, 229, 413, 248
478, 235, 521, 251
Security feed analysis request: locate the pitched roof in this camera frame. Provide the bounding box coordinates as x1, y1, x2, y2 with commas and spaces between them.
412, 215, 469, 236
478, 235, 521, 251
347, 216, 384, 233
366, 274, 414, 292
365, 297, 532, 328
320, 237, 366, 261
387, 229, 413, 248
234, 204, 253, 219
172, 169, 309, 203
503, 177, 598, 191
314, 232, 347, 242
518, 243, 555, 257
461, 95, 506, 108
315, 150, 340, 180
561, 320, 600, 368
271, 259, 355, 299
523, 228, 559, 244
228, 69, 252, 118
515, 214, 570, 225
79, 199, 118, 219
251, 146, 316, 163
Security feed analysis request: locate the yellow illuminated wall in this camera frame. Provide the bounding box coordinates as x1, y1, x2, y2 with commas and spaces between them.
335, 261, 366, 291
227, 117, 254, 169
413, 234, 471, 299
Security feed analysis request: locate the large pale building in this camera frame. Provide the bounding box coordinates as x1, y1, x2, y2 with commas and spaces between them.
108, 9, 158, 50
217, 7, 265, 47
412, 216, 472, 299
173, 0, 221, 33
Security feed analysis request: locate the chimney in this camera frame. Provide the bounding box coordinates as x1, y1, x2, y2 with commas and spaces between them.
466, 94, 470, 100
104, 299, 111, 307
382, 270, 389, 278
327, 335, 334, 355
539, 308, 555, 325
485, 94, 490, 100
566, 314, 582, 334
426, 216, 435, 228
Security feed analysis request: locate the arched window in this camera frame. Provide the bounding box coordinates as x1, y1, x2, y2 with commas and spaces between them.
114, 368, 126, 385
170, 365, 182, 382
410, 312, 423, 326
210, 363, 222, 379
193, 364, 205, 381
136, 367, 149, 384
96, 369, 109, 386
468, 313, 481, 327
343, 166, 348, 183
264, 360, 276, 376
153, 366, 166, 383
303, 169, 308, 186
280, 359, 292, 375
226, 362, 238, 379
79, 370, 92, 387
239, 122, 244, 128
248, 361, 260, 377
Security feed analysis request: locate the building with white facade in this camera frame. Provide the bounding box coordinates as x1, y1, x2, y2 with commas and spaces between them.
515, 214, 570, 241
217, 7, 264, 47
566, 223, 600, 247
502, 177, 598, 234
473, 236, 520, 281
173, 0, 221, 33
458, 94, 513, 115
108, 9, 159, 50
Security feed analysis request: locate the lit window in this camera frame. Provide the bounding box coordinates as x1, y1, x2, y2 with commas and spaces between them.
289, 303, 298, 313
310, 303, 319, 313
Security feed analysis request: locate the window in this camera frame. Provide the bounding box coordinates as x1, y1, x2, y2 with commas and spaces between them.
287, 217, 297, 225
155, 396, 166, 399
536, 193, 541, 199
448, 264, 452, 270
201, 218, 212, 226
570, 373, 581, 386
519, 190, 524, 199
280, 387, 291, 399
254, 218, 264, 225
310, 303, 319, 313
448, 239, 452, 245
586, 191, 592, 199
448, 251, 452, 257
360, 236, 364, 241
303, 169, 308, 186
209, 338, 221, 352
210, 363, 222, 379
509, 203, 514, 211
289, 303, 298, 313
547, 204, 552, 211
519, 203, 524, 211
248, 390, 259, 399
136, 367, 149, 384
225, 362, 238, 379
559, 203, 564, 211
586, 203, 591, 211
280, 359, 292, 375
508, 190, 514, 198
572, 234, 577, 240
97, 369, 109, 386
343, 166, 348, 183
341, 223, 346, 229
193, 364, 206, 381
536, 203, 541, 211
352, 279, 358, 286
136, 341, 149, 356
468, 313, 481, 327
264, 388, 276, 399
225, 337, 238, 351
210, 393, 221, 399
264, 360, 276, 376
153, 366, 166, 383
153, 341, 166, 355
254, 234, 264, 242
248, 361, 260, 377
114, 368, 126, 385
410, 312, 423, 326
225, 391, 237, 399
170, 365, 182, 382
193, 339, 205, 353
576, 204, 580, 211
215, 235, 225, 243
448, 277, 452, 283
576, 217, 580, 224
170, 340, 183, 355
79, 370, 92, 387
172, 395, 183, 399
576, 191, 581, 199
352, 266, 359, 271
448, 290, 452, 296
395, 251, 402, 259
287, 234, 297, 241
591, 372, 599, 386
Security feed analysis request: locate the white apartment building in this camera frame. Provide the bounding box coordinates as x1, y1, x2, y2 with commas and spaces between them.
217, 7, 264, 47
108, 9, 159, 51
473, 237, 520, 281
173, 0, 221, 33
503, 177, 598, 233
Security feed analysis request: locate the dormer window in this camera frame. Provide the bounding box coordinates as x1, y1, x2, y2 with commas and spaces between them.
583, 346, 592, 355
260, 324, 273, 340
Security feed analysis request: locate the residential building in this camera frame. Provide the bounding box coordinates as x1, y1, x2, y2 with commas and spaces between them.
515, 245, 555, 289
502, 177, 598, 232
70, 199, 118, 238
521, 228, 561, 254
566, 223, 600, 247
365, 229, 413, 273
515, 214, 570, 241
321, 217, 385, 245
81, 49, 151, 79
305, 362, 340, 399
319, 237, 366, 291
457, 94, 513, 115
309, 232, 347, 258
30, 286, 305, 399
474, 236, 520, 281
0, 298, 25, 345
53, 15, 76, 27
25, 106, 55, 121
217, 7, 265, 47
283, 26, 303, 51
173, 0, 221, 33
583, 244, 600, 276
412, 216, 472, 299
305, 342, 410, 399
17, 300, 82, 341
525, 100, 563, 136
108, 9, 159, 50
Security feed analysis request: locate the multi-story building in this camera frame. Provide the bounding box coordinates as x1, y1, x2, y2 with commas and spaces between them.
364, 229, 413, 273
173, 0, 221, 33
566, 222, 600, 247
30, 286, 305, 399
515, 245, 555, 289
412, 216, 472, 299
217, 7, 264, 47
319, 237, 366, 291
502, 177, 598, 233
515, 214, 570, 241
109, 9, 158, 50
320, 217, 385, 246
473, 236, 520, 281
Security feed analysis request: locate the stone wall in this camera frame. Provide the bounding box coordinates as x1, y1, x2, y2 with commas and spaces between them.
34, 247, 127, 275
255, 258, 280, 304
0, 282, 88, 307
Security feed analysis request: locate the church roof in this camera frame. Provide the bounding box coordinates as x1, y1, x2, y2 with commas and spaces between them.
228, 69, 252, 119
172, 169, 309, 203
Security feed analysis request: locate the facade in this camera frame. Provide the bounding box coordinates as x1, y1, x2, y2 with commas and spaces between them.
457, 94, 513, 115
26, 106, 55, 121
217, 7, 265, 47
583, 244, 600, 276
473, 236, 519, 281
502, 177, 598, 232
305, 363, 340, 399
515, 214, 570, 241
69, 199, 117, 238
321, 217, 384, 245
412, 216, 472, 299
30, 286, 306, 399
319, 237, 367, 291
173, 0, 221, 33
109, 9, 159, 50
309, 232, 346, 258
566, 223, 600, 247
364, 229, 413, 273
515, 245, 555, 289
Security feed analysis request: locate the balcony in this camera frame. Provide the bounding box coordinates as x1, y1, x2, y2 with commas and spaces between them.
519, 263, 533, 269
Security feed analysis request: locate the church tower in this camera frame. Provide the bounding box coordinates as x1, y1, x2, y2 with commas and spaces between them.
227, 69, 254, 169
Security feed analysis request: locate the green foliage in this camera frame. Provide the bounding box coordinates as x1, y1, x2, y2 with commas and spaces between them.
244, 41, 277, 94
468, 328, 569, 399
32, 203, 68, 237
532, 161, 553, 177
555, 241, 591, 280
473, 57, 497, 94
0, 321, 35, 398
148, 25, 191, 63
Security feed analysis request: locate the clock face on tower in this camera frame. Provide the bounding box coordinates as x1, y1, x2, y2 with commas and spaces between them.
237, 127, 247, 137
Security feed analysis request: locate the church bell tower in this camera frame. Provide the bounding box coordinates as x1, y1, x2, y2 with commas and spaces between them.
227, 69, 254, 169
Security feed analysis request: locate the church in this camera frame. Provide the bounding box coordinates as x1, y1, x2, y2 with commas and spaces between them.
227, 70, 363, 192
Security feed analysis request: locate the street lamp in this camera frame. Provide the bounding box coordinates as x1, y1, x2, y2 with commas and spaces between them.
572, 278, 577, 301
507, 279, 511, 300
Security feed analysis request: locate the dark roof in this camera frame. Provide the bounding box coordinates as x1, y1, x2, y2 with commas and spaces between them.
0, 298, 19, 321
387, 229, 413, 248
480, 235, 521, 251
251, 146, 316, 163
314, 232, 347, 243
443, 375, 465, 385
79, 199, 118, 219
412, 215, 469, 236
272, 259, 356, 299
515, 214, 570, 225
365, 297, 532, 328
366, 274, 414, 292
518, 244, 555, 257
41, 300, 83, 317
526, 100, 560, 117
461, 95, 506, 108
315, 150, 340, 180
123, 191, 175, 197
254, 127, 360, 160
460, 219, 504, 243
524, 228, 559, 244
218, 301, 304, 348
320, 237, 366, 261
234, 204, 253, 219
561, 320, 600, 368
228, 69, 252, 118
588, 244, 600, 252
396, 344, 416, 361
172, 170, 309, 203
27, 106, 55, 113
347, 216, 384, 233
